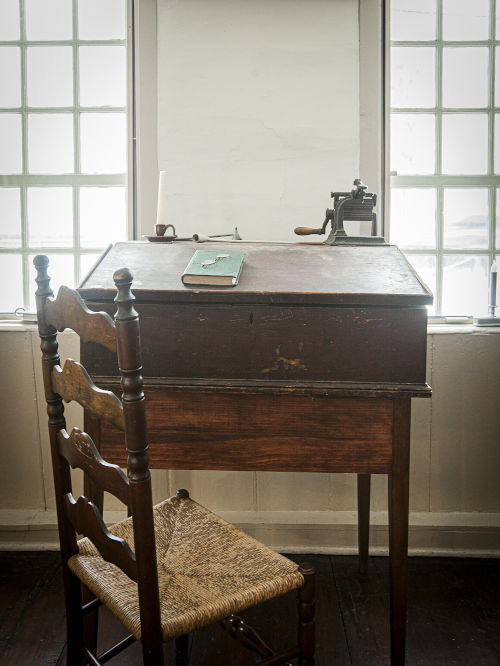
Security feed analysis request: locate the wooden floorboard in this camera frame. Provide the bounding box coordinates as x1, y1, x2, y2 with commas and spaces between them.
0, 552, 499, 665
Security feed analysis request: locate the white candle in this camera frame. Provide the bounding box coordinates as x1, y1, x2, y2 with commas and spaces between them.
489, 260, 497, 317
156, 171, 167, 226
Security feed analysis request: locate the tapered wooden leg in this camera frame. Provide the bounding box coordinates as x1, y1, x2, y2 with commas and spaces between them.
357, 473, 371, 574
388, 398, 411, 666
298, 563, 315, 666
175, 634, 189, 665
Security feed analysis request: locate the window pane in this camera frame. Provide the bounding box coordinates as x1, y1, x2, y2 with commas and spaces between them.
443, 0, 489, 41
493, 115, 500, 174
391, 0, 436, 41
442, 48, 488, 109
25, 0, 72, 40
79, 46, 126, 107
391, 47, 435, 109
390, 188, 436, 249
0, 0, 20, 41
391, 114, 435, 175
0, 188, 22, 248
442, 255, 489, 316
497, 191, 500, 249
0, 254, 23, 311
80, 113, 126, 173
28, 114, 74, 174
0, 114, 22, 174
78, 0, 126, 40
27, 47, 73, 108
28, 253, 74, 310
442, 114, 488, 175
0, 47, 21, 107
80, 253, 102, 282
406, 254, 436, 314
443, 189, 489, 249
495, 49, 500, 108
80, 187, 126, 247
27, 187, 73, 247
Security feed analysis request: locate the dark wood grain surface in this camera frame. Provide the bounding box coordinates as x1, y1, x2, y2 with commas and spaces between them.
79, 242, 433, 306
99, 392, 394, 473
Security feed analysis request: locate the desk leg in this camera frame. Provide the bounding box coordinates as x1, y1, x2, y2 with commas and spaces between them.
357, 474, 371, 574
388, 398, 411, 666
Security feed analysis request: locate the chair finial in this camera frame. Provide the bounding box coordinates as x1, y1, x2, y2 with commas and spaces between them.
34, 254, 53, 300
113, 267, 136, 321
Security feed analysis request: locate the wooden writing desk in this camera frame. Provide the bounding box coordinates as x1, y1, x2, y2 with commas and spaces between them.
79, 241, 432, 665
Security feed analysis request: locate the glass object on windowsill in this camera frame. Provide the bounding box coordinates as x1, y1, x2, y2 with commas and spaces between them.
390, 114, 435, 175
443, 188, 489, 249
442, 0, 489, 41
442, 48, 488, 109
0, 47, 21, 107
25, 0, 72, 40
0, 188, 22, 248
391, 47, 436, 109
27, 47, 73, 108
442, 114, 488, 175
390, 188, 436, 249
27, 187, 73, 247
391, 0, 436, 41
442, 254, 489, 317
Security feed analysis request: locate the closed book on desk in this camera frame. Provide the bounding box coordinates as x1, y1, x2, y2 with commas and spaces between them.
182, 250, 245, 286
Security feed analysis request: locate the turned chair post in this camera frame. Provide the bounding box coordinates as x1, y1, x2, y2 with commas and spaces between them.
34, 255, 84, 664
113, 268, 164, 665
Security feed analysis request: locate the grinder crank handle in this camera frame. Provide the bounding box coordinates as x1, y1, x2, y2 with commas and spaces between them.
294, 227, 324, 236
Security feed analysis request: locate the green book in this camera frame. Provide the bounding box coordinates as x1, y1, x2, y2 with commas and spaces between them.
181, 249, 245, 287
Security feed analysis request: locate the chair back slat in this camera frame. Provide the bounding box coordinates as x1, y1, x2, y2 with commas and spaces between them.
45, 285, 116, 352
52, 359, 124, 431
58, 429, 130, 505
64, 493, 137, 581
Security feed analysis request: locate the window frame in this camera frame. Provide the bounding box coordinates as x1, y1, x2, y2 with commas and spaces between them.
0, 0, 133, 314
387, 0, 499, 317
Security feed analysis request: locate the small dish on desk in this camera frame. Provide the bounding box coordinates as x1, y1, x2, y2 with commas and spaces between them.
144, 235, 176, 243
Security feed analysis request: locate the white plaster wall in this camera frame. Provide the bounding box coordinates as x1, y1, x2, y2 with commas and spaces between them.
155, 0, 360, 242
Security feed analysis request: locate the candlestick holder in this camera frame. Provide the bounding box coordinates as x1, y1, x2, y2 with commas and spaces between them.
474, 305, 500, 326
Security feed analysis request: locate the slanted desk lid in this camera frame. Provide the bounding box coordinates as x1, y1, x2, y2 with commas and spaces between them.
79, 241, 433, 307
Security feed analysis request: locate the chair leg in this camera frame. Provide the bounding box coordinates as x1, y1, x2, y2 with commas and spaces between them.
175, 634, 189, 665
62, 568, 85, 665
298, 563, 315, 666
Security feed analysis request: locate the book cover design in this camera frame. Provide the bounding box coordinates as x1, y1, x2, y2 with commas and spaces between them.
181, 250, 245, 286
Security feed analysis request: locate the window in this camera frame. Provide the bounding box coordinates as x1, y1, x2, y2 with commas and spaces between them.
389, 0, 499, 316
0, 0, 130, 313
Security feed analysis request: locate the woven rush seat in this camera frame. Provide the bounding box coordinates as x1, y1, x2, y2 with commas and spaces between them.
68, 494, 304, 642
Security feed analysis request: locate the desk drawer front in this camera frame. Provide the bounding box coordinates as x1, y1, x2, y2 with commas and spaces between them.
83, 302, 427, 385
100, 392, 394, 474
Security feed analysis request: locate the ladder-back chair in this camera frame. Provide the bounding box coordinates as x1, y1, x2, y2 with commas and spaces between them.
34, 255, 315, 665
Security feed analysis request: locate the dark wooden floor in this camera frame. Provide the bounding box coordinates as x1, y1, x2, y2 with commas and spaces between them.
1, 552, 499, 665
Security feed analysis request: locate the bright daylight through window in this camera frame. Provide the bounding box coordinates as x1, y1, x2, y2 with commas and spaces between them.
0, 0, 128, 313
390, 0, 499, 316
